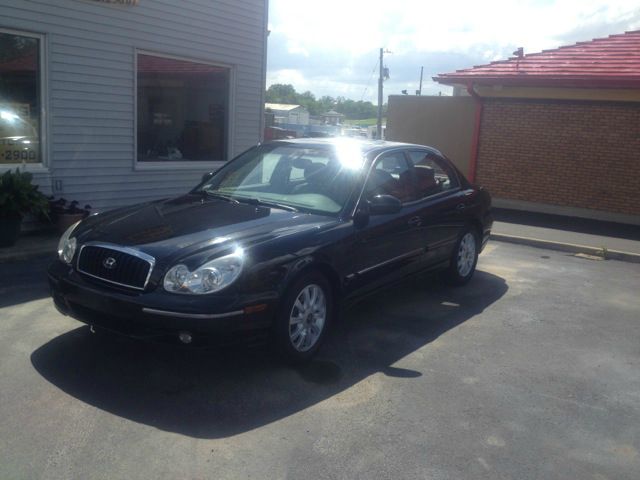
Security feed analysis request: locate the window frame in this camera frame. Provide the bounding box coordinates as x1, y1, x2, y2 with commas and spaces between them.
133, 49, 235, 172
363, 149, 414, 204
0, 26, 48, 172
350, 147, 412, 218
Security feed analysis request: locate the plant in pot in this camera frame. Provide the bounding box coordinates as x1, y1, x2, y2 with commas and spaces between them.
0, 169, 50, 247
48, 197, 92, 234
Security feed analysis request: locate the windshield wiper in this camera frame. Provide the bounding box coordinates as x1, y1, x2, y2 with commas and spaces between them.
236, 197, 299, 212
201, 190, 240, 204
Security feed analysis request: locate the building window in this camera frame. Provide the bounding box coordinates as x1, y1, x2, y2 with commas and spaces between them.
137, 53, 230, 163
0, 30, 42, 165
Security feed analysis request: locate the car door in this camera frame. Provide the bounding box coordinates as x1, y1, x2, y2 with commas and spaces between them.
406, 150, 472, 266
345, 150, 428, 295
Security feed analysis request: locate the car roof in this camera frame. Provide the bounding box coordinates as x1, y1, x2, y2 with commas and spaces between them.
266, 137, 442, 157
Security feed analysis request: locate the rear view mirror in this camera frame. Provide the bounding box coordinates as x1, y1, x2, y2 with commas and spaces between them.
368, 194, 402, 215
201, 172, 214, 183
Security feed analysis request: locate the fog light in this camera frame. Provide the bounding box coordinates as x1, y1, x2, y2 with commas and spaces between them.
178, 331, 193, 344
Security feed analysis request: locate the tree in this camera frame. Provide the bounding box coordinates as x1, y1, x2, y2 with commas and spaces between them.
265, 84, 378, 120
265, 84, 298, 105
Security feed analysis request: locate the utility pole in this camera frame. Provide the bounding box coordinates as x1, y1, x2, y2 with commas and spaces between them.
418, 66, 424, 96
377, 48, 384, 140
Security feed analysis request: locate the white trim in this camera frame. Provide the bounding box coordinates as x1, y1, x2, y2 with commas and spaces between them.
228, 60, 237, 159
132, 49, 235, 171
135, 160, 226, 172
0, 27, 49, 172
259, 0, 269, 144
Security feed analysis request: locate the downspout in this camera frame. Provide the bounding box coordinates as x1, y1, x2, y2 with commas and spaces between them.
466, 83, 483, 184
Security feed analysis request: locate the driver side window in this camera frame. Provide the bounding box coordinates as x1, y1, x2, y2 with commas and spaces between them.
364, 152, 413, 203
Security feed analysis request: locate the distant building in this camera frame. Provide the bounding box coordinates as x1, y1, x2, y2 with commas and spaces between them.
265, 103, 310, 125
321, 110, 344, 126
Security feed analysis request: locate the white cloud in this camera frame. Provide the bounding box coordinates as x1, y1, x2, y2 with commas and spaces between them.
267, 0, 640, 102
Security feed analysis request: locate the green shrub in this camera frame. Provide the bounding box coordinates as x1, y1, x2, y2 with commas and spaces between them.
0, 168, 50, 220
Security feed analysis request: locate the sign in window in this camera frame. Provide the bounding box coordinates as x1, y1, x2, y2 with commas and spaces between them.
137, 53, 230, 163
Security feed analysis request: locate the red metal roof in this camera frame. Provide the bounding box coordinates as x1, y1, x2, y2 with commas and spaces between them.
435, 30, 640, 89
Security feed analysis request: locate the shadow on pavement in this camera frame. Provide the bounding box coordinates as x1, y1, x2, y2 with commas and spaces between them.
493, 208, 640, 241
31, 270, 507, 439
0, 255, 52, 309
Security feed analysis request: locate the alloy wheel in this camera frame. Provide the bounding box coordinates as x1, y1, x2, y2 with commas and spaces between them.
289, 284, 327, 352
457, 232, 476, 277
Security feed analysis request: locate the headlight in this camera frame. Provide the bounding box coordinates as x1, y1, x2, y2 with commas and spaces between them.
57, 221, 81, 264
164, 248, 244, 295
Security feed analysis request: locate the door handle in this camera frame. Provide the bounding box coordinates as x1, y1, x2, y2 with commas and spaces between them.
408, 216, 422, 227
456, 203, 467, 212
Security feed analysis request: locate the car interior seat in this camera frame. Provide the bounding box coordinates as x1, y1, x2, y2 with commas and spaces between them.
414, 166, 441, 196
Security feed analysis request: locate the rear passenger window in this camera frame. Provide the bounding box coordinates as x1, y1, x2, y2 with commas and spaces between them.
408, 151, 459, 199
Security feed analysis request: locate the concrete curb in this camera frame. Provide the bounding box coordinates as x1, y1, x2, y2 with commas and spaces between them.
491, 233, 640, 264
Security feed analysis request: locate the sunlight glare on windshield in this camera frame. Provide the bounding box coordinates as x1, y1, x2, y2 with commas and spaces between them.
333, 139, 364, 170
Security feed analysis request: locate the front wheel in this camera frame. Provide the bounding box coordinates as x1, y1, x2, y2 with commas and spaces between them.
273, 272, 333, 363
443, 228, 479, 286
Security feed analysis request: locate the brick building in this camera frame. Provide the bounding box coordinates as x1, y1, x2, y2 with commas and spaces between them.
434, 31, 640, 225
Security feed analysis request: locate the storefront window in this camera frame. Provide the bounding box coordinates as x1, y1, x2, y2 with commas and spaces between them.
0, 31, 41, 164
137, 53, 230, 162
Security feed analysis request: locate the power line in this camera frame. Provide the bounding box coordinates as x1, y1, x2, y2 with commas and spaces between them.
361, 59, 379, 101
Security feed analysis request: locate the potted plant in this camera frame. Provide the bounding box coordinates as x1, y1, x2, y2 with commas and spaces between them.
48, 197, 92, 234
0, 169, 50, 247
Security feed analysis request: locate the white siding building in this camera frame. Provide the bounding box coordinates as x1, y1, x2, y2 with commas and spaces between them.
265, 103, 310, 125
0, 0, 268, 211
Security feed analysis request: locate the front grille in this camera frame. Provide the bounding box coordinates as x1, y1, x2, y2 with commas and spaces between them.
77, 244, 154, 290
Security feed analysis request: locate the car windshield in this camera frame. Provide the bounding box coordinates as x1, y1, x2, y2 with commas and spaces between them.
197, 141, 366, 215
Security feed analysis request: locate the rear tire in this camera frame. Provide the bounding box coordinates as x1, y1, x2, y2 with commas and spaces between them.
273, 271, 333, 364
443, 227, 479, 286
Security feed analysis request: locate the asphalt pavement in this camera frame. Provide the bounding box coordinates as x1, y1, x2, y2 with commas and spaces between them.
1, 243, 639, 479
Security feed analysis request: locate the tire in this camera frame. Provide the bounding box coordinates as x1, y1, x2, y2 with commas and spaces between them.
273, 271, 333, 363
443, 227, 479, 286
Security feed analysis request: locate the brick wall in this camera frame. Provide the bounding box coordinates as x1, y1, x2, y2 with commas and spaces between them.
476, 99, 640, 216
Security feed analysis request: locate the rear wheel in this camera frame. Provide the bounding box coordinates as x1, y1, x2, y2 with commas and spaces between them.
443, 227, 479, 286
274, 272, 333, 363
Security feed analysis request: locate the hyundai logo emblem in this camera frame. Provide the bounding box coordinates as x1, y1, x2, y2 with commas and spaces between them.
102, 257, 117, 269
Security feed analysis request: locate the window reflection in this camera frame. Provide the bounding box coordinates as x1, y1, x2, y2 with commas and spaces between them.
137, 54, 230, 162
0, 31, 40, 164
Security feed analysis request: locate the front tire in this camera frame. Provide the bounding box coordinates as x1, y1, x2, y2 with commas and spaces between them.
443, 228, 479, 286
273, 272, 333, 363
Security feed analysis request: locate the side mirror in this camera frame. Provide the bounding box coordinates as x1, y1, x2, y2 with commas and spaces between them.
369, 194, 402, 215
201, 172, 214, 183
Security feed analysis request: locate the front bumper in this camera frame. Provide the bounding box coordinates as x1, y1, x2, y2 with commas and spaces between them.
48, 260, 276, 341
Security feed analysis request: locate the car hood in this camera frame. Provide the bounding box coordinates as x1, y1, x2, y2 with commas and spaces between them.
75, 194, 338, 263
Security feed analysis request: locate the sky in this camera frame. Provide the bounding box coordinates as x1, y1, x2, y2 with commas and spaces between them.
266, 0, 640, 103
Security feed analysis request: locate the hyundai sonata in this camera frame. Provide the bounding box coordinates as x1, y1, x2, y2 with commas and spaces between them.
48, 139, 492, 362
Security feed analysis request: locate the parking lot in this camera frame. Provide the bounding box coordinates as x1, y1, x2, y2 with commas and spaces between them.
1, 242, 639, 480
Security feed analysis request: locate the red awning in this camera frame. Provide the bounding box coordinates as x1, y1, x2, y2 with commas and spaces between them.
137, 54, 226, 75
0, 52, 37, 73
